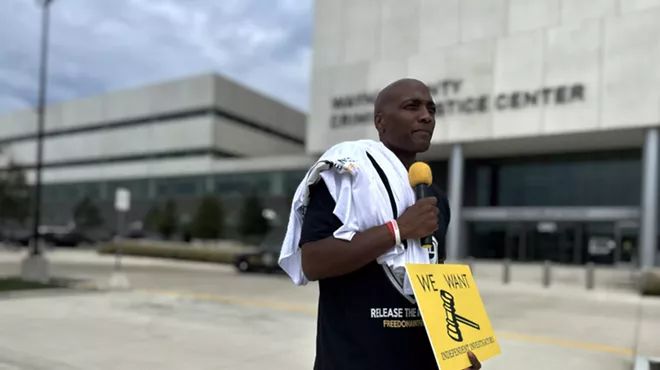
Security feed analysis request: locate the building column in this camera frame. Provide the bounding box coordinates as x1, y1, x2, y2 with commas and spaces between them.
205, 175, 215, 194
270, 171, 285, 197
148, 179, 157, 200
446, 144, 464, 262
640, 127, 659, 269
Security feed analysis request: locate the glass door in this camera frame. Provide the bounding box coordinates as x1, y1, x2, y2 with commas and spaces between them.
614, 221, 639, 265
584, 222, 617, 265
504, 223, 524, 260
524, 222, 583, 264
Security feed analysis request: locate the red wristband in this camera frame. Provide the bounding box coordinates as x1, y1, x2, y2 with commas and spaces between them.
386, 220, 401, 245
386, 220, 395, 238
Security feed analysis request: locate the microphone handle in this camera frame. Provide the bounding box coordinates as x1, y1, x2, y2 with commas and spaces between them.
414, 184, 434, 249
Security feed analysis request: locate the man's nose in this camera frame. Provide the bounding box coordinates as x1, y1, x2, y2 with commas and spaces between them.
419, 108, 433, 123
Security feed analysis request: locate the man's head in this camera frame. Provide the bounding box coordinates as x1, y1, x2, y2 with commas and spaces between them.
374, 78, 436, 155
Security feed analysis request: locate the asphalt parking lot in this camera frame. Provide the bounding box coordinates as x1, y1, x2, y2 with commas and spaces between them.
0, 249, 658, 369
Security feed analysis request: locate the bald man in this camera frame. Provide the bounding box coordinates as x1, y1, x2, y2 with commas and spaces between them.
299, 79, 481, 370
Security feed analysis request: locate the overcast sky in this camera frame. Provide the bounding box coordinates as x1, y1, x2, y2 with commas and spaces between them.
0, 0, 313, 115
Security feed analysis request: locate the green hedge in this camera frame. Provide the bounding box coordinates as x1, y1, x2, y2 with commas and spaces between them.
97, 243, 238, 264
0, 277, 67, 292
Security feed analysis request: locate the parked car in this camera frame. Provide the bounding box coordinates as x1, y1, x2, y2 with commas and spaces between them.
234, 227, 286, 273
43, 229, 95, 247
1, 229, 31, 246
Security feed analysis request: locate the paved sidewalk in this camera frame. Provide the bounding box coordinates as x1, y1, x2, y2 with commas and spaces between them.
0, 249, 658, 368
0, 291, 642, 370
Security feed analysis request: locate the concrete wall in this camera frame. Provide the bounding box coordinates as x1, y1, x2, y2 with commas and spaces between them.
213, 116, 303, 157
308, 0, 660, 154
23, 154, 315, 185
6, 115, 215, 166
0, 73, 307, 170
213, 76, 307, 143
0, 74, 216, 138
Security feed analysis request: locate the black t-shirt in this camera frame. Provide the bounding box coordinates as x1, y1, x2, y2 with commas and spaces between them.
299, 178, 451, 370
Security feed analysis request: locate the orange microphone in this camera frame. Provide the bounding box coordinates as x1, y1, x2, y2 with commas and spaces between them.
408, 161, 433, 249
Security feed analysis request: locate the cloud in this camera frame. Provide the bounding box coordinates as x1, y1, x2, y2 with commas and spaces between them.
0, 0, 313, 115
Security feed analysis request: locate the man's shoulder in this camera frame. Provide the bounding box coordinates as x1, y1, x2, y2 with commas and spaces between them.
429, 183, 449, 204
321, 139, 377, 157
315, 140, 377, 176
429, 183, 451, 223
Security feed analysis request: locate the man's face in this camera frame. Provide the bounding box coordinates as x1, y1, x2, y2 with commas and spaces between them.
376, 81, 436, 154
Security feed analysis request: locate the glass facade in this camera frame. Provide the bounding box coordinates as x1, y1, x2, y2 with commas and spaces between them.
463, 150, 641, 207
155, 177, 205, 198
109, 179, 150, 200
466, 221, 631, 265
36, 149, 653, 265
39, 169, 309, 228
42, 169, 308, 204
42, 182, 103, 202
460, 150, 644, 265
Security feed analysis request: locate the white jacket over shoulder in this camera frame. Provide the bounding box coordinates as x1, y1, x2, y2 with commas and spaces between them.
278, 139, 432, 296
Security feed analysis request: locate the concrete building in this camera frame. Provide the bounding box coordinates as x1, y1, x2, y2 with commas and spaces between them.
307, 0, 660, 267
0, 73, 314, 233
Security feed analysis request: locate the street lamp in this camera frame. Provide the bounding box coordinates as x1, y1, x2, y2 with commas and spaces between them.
22, 0, 55, 283
30, 0, 55, 256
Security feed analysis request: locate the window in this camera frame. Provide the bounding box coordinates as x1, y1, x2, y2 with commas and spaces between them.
282, 170, 307, 196
108, 179, 150, 200
154, 177, 204, 198
465, 151, 642, 207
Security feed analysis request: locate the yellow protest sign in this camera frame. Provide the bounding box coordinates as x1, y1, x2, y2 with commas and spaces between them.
405, 264, 501, 370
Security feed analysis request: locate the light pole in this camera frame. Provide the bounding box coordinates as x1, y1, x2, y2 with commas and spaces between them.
22, 0, 55, 283
30, 0, 55, 256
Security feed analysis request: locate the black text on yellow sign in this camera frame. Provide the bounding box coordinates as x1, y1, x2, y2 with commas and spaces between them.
406, 264, 501, 370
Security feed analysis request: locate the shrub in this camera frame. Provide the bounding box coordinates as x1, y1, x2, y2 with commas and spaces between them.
238, 192, 271, 240
192, 195, 225, 240
143, 204, 162, 233
0, 160, 30, 225
158, 199, 178, 239
72, 196, 103, 229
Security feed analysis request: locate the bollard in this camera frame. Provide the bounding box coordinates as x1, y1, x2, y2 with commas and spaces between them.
542, 260, 551, 288
586, 262, 595, 290
503, 258, 511, 284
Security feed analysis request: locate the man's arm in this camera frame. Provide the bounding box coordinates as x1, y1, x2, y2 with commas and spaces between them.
300, 178, 439, 281
299, 179, 396, 281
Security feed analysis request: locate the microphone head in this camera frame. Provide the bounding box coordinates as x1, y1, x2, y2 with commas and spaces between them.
408, 161, 433, 187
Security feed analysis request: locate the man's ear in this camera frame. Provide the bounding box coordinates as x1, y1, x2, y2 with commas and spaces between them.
374, 113, 385, 135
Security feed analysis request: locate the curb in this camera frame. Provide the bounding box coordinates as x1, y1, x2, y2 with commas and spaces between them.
0, 286, 101, 300
0, 277, 103, 301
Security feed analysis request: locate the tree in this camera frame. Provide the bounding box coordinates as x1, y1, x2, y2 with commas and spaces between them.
238, 192, 270, 240
0, 161, 30, 226
158, 199, 178, 239
143, 203, 162, 232
72, 196, 103, 229
191, 195, 225, 240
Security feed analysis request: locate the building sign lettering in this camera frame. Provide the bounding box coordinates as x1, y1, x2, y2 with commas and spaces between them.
329, 79, 586, 128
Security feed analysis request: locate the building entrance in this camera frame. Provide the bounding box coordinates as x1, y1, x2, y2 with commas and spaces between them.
463, 207, 640, 265
613, 221, 639, 265
504, 222, 616, 264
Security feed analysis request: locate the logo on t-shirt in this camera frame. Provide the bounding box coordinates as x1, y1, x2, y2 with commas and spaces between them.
428, 236, 439, 264
333, 157, 357, 173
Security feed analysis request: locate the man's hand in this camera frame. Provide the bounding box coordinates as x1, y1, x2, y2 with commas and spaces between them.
464, 351, 482, 370
396, 197, 438, 240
